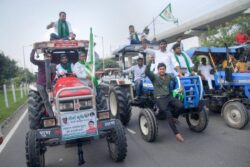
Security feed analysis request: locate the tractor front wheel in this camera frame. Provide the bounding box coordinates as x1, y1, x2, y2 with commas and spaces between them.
186, 108, 208, 132
138, 108, 158, 142
26, 130, 46, 167
107, 119, 127, 162
222, 101, 249, 129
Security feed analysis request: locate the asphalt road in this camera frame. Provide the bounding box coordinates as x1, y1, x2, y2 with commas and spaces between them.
0, 106, 250, 167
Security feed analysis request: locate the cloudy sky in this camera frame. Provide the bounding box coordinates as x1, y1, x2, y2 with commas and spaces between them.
0, 0, 236, 72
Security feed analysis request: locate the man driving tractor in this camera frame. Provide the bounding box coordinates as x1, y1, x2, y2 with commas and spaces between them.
123, 56, 146, 99
56, 54, 74, 76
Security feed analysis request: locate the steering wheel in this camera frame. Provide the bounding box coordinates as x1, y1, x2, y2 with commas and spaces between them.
58, 73, 76, 78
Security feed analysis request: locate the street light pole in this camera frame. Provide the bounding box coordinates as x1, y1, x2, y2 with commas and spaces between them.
22, 46, 27, 84
22, 44, 32, 84
94, 34, 105, 71
101, 36, 105, 70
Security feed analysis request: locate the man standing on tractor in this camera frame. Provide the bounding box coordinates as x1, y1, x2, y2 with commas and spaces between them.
123, 57, 145, 99
145, 57, 185, 143
144, 40, 181, 75
30, 49, 54, 117
47, 11, 75, 40
73, 50, 92, 86
56, 54, 74, 76
172, 43, 195, 77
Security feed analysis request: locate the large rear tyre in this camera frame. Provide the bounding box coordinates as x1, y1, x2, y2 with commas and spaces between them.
186, 108, 208, 132
222, 101, 249, 129
26, 130, 46, 167
138, 108, 158, 142
109, 86, 131, 125
96, 87, 108, 111
107, 119, 127, 162
28, 90, 45, 130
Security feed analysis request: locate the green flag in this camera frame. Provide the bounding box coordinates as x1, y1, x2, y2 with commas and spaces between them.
159, 3, 178, 23
85, 28, 98, 86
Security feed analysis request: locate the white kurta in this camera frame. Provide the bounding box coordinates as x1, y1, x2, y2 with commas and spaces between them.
56, 63, 74, 76
145, 48, 178, 74
73, 62, 92, 86
171, 51, 194, 76
198, 64, 214, 89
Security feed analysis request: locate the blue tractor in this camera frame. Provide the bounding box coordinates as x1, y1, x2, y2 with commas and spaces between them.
186, 44, 250, 129
113, 44, 208, 142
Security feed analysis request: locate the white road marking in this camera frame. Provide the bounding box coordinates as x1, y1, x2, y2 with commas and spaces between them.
0, 109, 28, 153
127, 128, 136, 134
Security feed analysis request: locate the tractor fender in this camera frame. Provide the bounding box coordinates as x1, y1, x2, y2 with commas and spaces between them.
29, 84, 38, 92
221, 98, 242, 116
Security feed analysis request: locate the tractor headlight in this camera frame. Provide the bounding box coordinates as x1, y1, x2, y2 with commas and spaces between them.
98, 111, 110, 120
43, 117, 56, 128
59, 99, 93, 111
79, 99, 92, 109
59, 101, 74, 111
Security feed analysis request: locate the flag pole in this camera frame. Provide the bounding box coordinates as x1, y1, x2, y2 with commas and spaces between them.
153, 17, 156, 37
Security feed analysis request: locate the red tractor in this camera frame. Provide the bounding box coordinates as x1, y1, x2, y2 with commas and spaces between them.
26, 40, 127, 167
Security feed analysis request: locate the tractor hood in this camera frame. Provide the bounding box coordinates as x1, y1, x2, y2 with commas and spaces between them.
53, 77, 92, 98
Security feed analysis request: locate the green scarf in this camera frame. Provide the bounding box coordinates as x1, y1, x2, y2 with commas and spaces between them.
79, 60, 86, 65
57, 20, 69, 38
174, 52, 192, 73
61, 63, 72, 73
172, 89, 184, 101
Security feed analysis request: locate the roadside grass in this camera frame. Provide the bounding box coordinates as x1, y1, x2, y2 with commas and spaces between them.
0, 89, 28, 124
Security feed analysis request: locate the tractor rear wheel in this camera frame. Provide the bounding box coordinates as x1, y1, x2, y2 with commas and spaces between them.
109, 86, 131, 125
28, 90, 46, 130
96, 87, 108, 111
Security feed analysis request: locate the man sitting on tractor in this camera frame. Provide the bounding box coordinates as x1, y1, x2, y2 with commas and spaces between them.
172, 43, 195, 77
47, 11, 75, 40
236, 56, 248, 73
222, 54, 237, 71
145, 57, 185, 143
128, 25, 141, 44
198, 57, 214, 90
73, 50, 92, 86
123, 57, 146, 99
30, 49, 54, 117
56, 54, 74, 76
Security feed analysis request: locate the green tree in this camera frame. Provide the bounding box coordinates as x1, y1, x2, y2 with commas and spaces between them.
0, 51, 35, 86
201, 15, 250, 47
